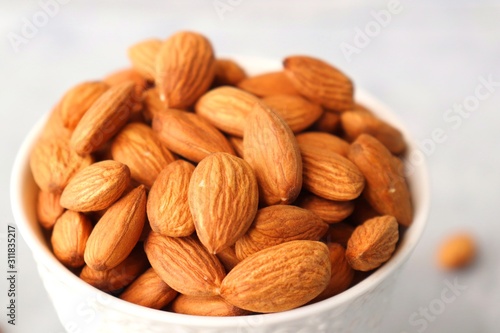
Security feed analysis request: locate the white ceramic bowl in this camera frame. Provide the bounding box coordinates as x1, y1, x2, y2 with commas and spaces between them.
11, 56, 430, 333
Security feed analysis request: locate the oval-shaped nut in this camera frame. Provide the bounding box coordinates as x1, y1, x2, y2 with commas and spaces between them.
243, 101, 302, 205
37, 191, 65, 229
195, 86, 260, 136
84, 185, 146, 271
262, 94, 323, 134
283, 55, 354, 112
325, 222, 355, 248
128, 38, 162, 81
346, 197, 379, 226
228, 137, 244, 158
235, 205, 328, 260
348, 134, 413, 226
103, 68, 148, 100
120, 268, 178, 309
80, 246, 148, 292
59, 81, 110, 130
189, 152, 259, 254
296, 192, 355, 224
437, 233, 477, 270
299, 144, 365, 201
213, 59, 247, 86
155, 31, 216, 109
142, 88, 165, 122
220, 240, 331, 313
346, 215, 399, 271
51, 210, 93, 268
310, 111, 341, 133
147, 160, 196, 237
341, 111, 406, 154
111, 122, 175, 187
153, 109, 235, 163
41, 104, 72, 141
144, 233, 226, 296
70, 81, 136, 155
171, 295, 249, 316
313, 243, 354, 302
60, 160, 130, 212
216, 246, 240, 272
30, 138, 93, 193
296, 131, 350, 157
237, 71, 299, 97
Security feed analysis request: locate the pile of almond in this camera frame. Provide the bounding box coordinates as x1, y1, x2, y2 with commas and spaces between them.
30, 31, 413, 315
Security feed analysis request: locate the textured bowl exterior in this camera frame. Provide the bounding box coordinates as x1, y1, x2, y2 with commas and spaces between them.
11, 56, 430, 333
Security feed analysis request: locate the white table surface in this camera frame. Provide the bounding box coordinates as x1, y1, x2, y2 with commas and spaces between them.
1, 0, 499, 332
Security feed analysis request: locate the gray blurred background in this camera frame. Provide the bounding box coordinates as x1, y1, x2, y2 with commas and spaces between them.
1, 0, 499, 332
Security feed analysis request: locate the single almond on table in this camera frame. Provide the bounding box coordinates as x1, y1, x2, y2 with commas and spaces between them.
346, 215, 399, 271
152, 109, 235, 163
189, 152, 259, 254
36, 191, 65, 229
213, 59, 247, 86
237, 71, 299, 97
171, 295, 249, 316
147, 160, 196, 237
60, 160, 130, 212
295, 192, 355, 224
119, 268, 178, 309
51, 210, 93, 268
128, 38, 162, 81
437, 232, 477, 270
144, 233, 226, 296
325, 222, 355, 248
235, 205, 328, 260
84, 185, 146, 271
155, 31, 216, 109
220, 240, 331, 313
243, 101, 302, 205
296, 131, 350, 157
310, 110, 341, 133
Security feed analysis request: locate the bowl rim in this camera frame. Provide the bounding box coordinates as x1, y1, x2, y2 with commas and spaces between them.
10, 55, 430, 327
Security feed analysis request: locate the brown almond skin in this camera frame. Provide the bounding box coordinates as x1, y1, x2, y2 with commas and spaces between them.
299, 144, 365, 201
310, 111, 341, 133
70, 81, 136, 155
111, 122, 175, 187
284, 55, 354, 112
213, 59, 247, 86
220, 240, 331, 313
147, 160, 196, 237
437, 233, 477, 270
262, 94, 324, 134
30, 138, 93, 193
37, 191, 65, 229
60, 160, 130, 212
195, 86, 260, 137
155, 31, 216, 109
216, 246, 240, 272
228, 136, 244, 158
144, 233, 226, 296
51, 210, 93, 268
152, 109, 235, 163
84, 185, 146, 271
237, 71, 299, 97
295, 192, 355, 224
243, 101, 302, 205
119, 268, 178, 309
128, 38, 162, 81
41, 104, 72, 141
296, 131, 350, 157
142, 88, 165, 122
171, 295, 249, 316
189, 153, 259, 254
59, 81, 110, 130
346, 215, 399, 271
348, 134, 413, 226
80, 246, 149, 292
325, 222, 355, 248
235, 205, 328, 260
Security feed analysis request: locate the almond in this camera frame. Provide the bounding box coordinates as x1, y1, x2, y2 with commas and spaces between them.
102, 69, 146, 113
235, 205, 328, 260
437, 232, 477, 270
310, 110, 341, 133
195, 86, 260, 136
119, 268, 178, 309
171, 295, 249, 316
144, 233, 226, 296
30, 138, 93, 193
295, 192, 355, 224
216, 246, 240, 272
243, 101, 302, 205
152, 109, 235, 163
213, 59, 247, 86
296, 131, 350, 156
299, 143, 364, 201
59, 81, 110, 130
84, 185, 146, 271
346, 215, 399, 271
220, 240, 331, 313
142, 87, 165, 122
70, 81, 136, 155
325, 222, 355, 248
283, 55, 354, 112
155, 31, 216, 109
147, 160, 196, 237
41, 104, 72, 140
111, 122, 175, 187
36, 190, 65, 229
128, 38, 162, 81
60, 160, 130, 212
228, 136, 244, 158
348, 134, 413, 226
237, 71, 299, 97
189, 152, 259, 253
51, 210, 93, 268
346, 197, 379, 226
262, 94, 323, 134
